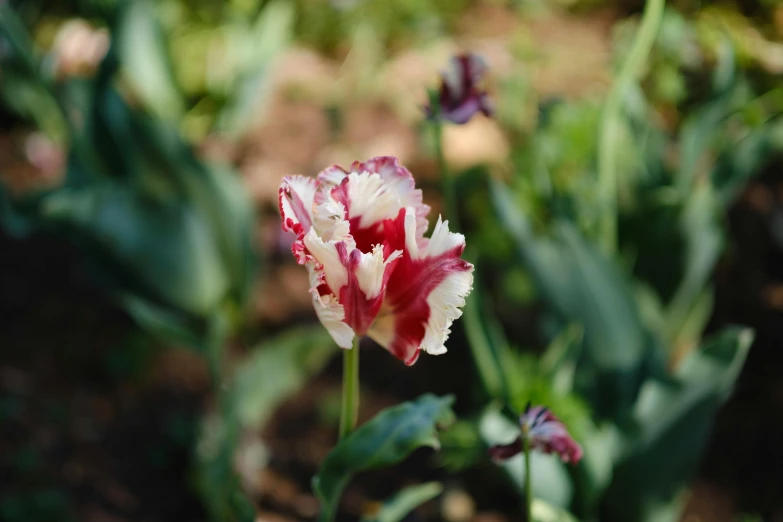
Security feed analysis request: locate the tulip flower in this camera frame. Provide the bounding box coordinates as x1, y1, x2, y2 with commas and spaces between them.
488, 403, 583, 465
279, 156, 474, 366
427, 53, 493, 125
50, 19, 109, 80
488, 403, 582, 520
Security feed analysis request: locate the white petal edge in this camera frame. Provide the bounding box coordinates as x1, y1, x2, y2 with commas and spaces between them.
303, 228, 351, 294
280, 175, 318, 231
318, 165, 348, 186
423, 215, 465, 257
420, 268, 474, 355
309, 266, 354, 349
403, 206, 421, 259
355, 245, 402, 299
365, 263, 474, 357
347, 171, 402, 229
312, 198, 351, 242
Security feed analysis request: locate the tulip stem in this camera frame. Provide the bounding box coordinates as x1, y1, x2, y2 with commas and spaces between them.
523, 436, 533, 521
339, 337, 361, 439
429, 91, 460, 230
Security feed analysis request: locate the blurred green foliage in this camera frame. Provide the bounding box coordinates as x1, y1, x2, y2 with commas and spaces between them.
0, 2, 256, 353
293, 0, 470, 54
2, 0, 783, 521
361, 482, 443, 522
454, 7, 783, 522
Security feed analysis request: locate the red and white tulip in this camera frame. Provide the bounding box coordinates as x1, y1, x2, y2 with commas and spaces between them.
279, 156, 474, 365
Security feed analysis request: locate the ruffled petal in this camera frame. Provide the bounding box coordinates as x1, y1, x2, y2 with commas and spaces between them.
308, 267, 355, 349
340, 171, 403, 230
312, 198, 351, 243
521, 405, 583, 464
315, 157, 431, 253
303, 228, 350, 294
314, 165, 350, 206
305, 227, 401, 336
279, 175, 318, 263
279, 175, 317, 233
367, 207, 474, 365
355, 156, 431, 241
335, 242, 401, 335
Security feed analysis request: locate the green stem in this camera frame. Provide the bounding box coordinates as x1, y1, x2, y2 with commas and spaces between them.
597, 0, 665, 255
523, 436, 532, 522
430, 93, 460, 230
339, 337, 361, 439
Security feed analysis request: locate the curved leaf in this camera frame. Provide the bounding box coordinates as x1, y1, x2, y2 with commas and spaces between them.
232, 327, 335, 429
117, 0, 184, 121
532, 498, 581, 522
603, 326, 753, 521
362, 482, 443, 522
313, 394, 455, 522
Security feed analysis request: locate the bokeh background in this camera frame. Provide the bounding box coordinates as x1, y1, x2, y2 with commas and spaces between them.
1, 0, 783, 521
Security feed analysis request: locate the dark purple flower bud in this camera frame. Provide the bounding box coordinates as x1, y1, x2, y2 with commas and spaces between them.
521, 404, 583, 464
488, 403, 583, 465
428, 53, 493, 125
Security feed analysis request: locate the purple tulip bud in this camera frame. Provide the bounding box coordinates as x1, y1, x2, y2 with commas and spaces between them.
427, 53, 494, 125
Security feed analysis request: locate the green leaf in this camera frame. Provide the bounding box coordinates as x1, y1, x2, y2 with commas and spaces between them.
195, 327, 334, 522
675, 41, 737, 195
491, 179, 653, 419
0, 7, 68, 141
232, 326, 335, 429
117, 0, 184, 121
437, 418, 484, 472
602, 326, 753, 521
462, 272, 511, 400
313, 394, 455, 522
216, 0, 294, 136
662, 184, 722, 349
119, 292, 207, 350
532, 498, 581, 522
195, 411, 257, 522
0, 5, 38, 70
362, 482, 443, 522
40, 182, 231, 317
540, 323, 584, 396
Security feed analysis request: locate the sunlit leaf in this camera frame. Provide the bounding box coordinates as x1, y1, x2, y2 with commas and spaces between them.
532, 498, 581, 522
216, 0, 294, 136
362, 482, 443, 522
232, 326, 335, 429
117, 0, 184, 121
